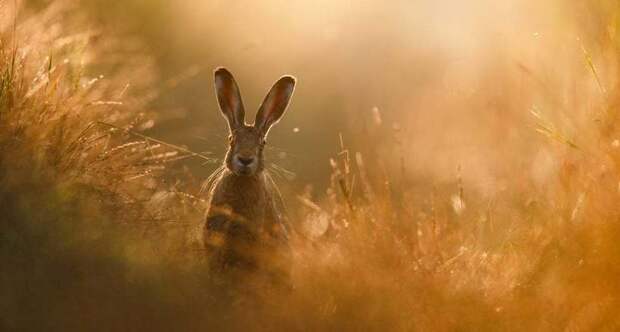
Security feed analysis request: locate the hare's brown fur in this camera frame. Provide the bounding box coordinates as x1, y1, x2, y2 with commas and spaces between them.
204, 68, 295, 272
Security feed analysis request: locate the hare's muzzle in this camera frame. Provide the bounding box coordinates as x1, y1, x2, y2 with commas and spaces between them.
236, 156, 255, 166
233, 154, 257, 175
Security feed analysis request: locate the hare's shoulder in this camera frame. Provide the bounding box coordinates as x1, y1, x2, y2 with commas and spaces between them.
262, 172, 291, 240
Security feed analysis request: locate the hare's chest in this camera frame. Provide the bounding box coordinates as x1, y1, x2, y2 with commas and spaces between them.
208, 173, 268, 223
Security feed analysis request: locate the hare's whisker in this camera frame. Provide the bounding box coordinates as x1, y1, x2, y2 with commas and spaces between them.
200, 165, 226, 195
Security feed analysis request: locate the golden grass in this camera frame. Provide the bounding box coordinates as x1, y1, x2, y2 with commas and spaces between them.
2, 1, 620, 331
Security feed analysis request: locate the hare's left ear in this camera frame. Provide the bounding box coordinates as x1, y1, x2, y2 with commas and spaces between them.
255, 75, 296, 136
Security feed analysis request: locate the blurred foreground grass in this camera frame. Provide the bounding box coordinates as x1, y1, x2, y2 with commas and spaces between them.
2, 1, 620, 331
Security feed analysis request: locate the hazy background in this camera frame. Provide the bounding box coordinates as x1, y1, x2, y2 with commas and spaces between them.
40, 0, 616, 195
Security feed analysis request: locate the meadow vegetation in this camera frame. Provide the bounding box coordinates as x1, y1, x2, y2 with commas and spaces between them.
2, 1, 620, 331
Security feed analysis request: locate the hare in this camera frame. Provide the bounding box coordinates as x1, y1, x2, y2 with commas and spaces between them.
203, 67, 295, 274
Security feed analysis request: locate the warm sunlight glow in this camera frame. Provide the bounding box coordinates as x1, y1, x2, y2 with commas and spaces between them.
2, 0, 620, 330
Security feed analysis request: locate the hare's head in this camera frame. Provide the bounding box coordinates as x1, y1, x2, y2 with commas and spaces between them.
214, 67, 296, 176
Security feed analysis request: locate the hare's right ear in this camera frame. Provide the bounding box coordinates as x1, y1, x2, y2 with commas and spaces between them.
214, 67, 245, 131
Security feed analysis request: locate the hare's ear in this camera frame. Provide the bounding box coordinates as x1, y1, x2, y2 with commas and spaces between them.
255, 75, 296, 136
214, 67, 245, 131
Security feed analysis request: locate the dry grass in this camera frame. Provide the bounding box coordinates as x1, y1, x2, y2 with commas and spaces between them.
2, 1, 620, 331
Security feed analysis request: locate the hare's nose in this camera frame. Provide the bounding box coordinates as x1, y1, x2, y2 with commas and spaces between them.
236, 156, 255, 166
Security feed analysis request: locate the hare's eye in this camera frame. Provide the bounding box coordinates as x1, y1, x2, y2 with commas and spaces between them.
228, 135, 234, 143
260, 139, 267, 146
